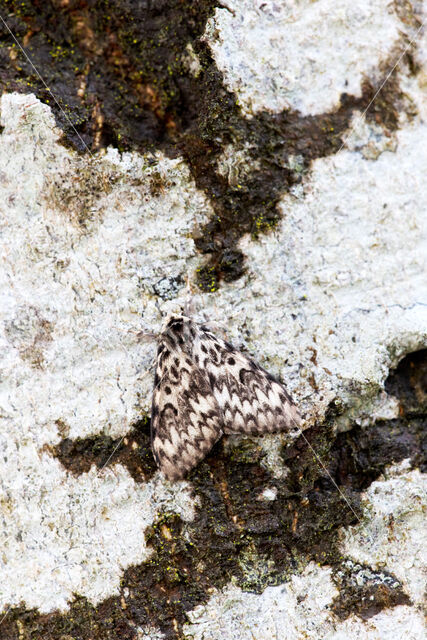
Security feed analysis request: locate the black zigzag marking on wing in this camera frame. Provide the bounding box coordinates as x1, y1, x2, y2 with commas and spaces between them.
194, 328, 302, 436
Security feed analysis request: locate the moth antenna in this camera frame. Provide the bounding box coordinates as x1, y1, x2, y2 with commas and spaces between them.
136, 331, 158, 343
200, 319, 228, 336
183, 274, 198, 316
112, 326, 157, 341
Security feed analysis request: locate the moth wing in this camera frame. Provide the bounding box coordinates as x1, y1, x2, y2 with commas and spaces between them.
199, 331, 302, 436
151, 345, 223, 481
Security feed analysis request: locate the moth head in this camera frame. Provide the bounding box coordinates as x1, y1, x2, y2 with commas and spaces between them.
136, 313, 189, 344
159, 313, 195, 348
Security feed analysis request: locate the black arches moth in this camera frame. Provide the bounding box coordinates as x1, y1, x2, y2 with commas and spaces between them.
151, 314, 301, 481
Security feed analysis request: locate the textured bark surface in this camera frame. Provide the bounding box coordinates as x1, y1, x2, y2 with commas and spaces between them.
0, 1, 425, 639
0, 0, 415, 289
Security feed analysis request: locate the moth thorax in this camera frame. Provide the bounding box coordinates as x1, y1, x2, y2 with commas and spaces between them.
161, 316, 194, 353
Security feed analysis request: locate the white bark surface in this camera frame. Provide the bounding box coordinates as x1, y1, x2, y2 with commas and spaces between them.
205, 0, 405, 116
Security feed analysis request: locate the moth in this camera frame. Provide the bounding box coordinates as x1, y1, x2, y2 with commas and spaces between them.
151, 315, 302, 480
